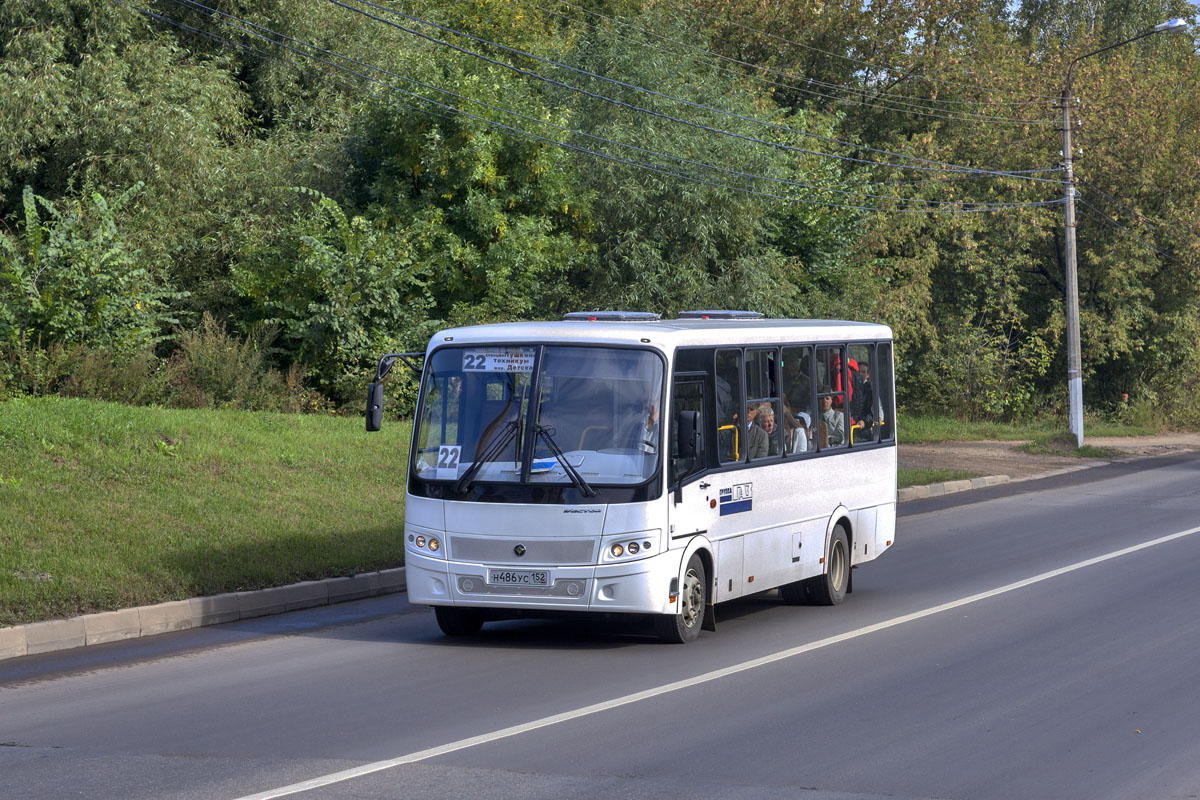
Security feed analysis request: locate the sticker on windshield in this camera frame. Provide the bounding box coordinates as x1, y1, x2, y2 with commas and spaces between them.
461, 348, 535, 373
436, 445, 462, 480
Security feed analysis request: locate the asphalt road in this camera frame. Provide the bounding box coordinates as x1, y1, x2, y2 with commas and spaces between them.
3, 454, 1200, 800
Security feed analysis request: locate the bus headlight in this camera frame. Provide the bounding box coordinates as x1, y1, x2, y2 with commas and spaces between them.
406, 527, 446, 558
602, 530, 661, 562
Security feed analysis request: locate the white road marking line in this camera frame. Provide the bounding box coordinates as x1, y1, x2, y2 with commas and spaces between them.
233, 524, 1200, 800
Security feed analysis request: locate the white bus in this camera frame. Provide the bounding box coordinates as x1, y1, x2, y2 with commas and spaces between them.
367, 311, 896, 643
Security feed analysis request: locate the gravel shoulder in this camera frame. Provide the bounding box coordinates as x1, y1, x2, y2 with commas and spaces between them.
899, 433, 1200, 481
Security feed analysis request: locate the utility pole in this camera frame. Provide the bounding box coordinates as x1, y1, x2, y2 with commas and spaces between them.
1060, 85, 1083, 448
1058, 18, 1187, 448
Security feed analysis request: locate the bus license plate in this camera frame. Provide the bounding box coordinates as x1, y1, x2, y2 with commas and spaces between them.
488, 569, 549, 587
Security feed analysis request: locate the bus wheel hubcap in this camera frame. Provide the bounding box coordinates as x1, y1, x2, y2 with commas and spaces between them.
831, 541, 846, 588
682, 568, 703, 627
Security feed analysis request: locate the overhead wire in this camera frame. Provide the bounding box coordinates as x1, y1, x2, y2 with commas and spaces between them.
680, 0, 1063, 101
1076, 197, 1183, 265
113, 0, 1066, 213
154, 0, 924, 206
525, 0, 1056, 121
151, 0, 998, 208
1074, 178, 1175, 232
330, 0, 1065, 182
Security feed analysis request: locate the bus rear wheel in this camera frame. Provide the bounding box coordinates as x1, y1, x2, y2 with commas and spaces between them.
656, 554, 707, 644
804, 525, 849, 606
435, 606, 484, 636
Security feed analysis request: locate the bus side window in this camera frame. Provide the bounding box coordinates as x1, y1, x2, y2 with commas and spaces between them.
671, 379, 705, 484
745, 348, 782, 459
715, 349, 743, 464
848, 343, 876, 444
877, 342, 896, 441
816, 346, 847, 450
782, 346, 813, 454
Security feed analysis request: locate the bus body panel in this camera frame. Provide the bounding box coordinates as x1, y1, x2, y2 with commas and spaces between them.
666, 444, 895, 603
405, 493, 445, 531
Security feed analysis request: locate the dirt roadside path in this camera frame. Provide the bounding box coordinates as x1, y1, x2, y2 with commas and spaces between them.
899, 433, 1200, 481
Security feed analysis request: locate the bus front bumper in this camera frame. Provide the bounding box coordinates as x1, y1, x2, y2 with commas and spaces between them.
405, 549, 682, 615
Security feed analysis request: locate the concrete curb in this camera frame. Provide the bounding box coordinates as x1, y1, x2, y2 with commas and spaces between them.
0, 567, 405, 662
895, 447, 1196, 505
898, 473, 1010, 503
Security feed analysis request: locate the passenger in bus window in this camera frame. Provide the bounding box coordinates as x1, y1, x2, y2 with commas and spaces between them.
796, 411, 812, 452
849, 361, 876, 445
852, 362, 875, 426
756, 403, 780, 456
638, 400, 660, 454
819, 385, 845, 446
783, 397, 810, 453
746, 403, 769, 460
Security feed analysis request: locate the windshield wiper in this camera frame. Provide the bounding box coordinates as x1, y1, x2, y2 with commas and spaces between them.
535, 424, 596, 498
454, 420, 520, 494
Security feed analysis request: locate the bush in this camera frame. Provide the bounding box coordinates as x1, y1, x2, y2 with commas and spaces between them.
906, 321, 1053, 421
231, 189, 435, 408
0, 315, 329, 413
0, 184, 183, 355
160, 313, 329, 412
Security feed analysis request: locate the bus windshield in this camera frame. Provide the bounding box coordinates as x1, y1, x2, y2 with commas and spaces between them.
411, 345, 664, 488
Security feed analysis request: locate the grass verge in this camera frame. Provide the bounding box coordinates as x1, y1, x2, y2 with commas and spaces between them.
898, 468, 980, 489
0, 397, 411, 627
1016, 434, 1124, 459
901, 414, 1157, 444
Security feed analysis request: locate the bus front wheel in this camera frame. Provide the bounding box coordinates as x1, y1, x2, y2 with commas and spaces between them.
435, 606, 484, 636
656, 554, 707, 644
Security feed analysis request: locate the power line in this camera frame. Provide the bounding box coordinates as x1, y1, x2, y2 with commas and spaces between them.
115, 0, 1067, 214
155, 0, 1014, 208
681, 0, 1062, 101
158, 0, 916, 205
1077, 197, 1181, 265
331, 0, 1064, 182
528, 0, 1055, 120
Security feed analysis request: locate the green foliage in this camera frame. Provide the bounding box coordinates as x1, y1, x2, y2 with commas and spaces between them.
0, 315, 328, 413
161, 313, 329, 412
558, 5, 866, 315
232, 190, 436, 405
0, 184, 182, 354
343, 60, 596, 327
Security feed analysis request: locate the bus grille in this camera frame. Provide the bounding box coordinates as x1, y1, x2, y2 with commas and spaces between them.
449, 536, 595, 565
456, 575, 588, 599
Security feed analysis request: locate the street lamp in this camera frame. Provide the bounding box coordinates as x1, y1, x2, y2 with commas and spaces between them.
1060, 17, 1188, 448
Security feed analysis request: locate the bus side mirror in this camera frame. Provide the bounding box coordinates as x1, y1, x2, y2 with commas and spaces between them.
676, 410, 700, 459
366, 382, 384, 432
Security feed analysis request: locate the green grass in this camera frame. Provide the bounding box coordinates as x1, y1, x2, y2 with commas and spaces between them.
900, 414, 1157, 444
898, 468, 980, 489
1016, 434, 1124, 459
0, 397, 411, 627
